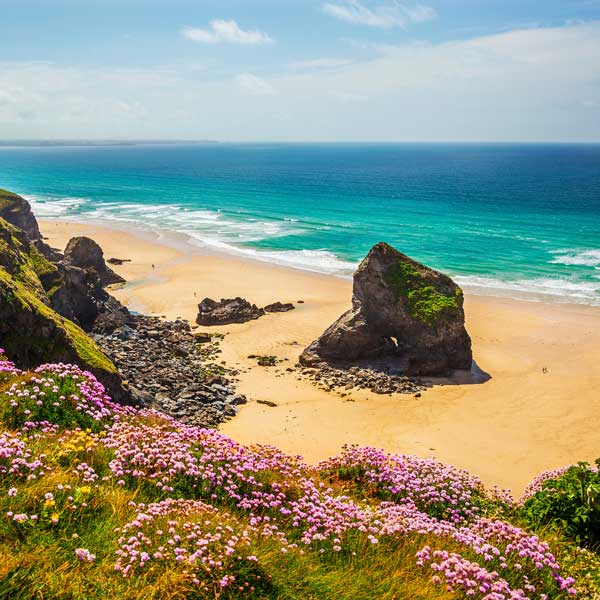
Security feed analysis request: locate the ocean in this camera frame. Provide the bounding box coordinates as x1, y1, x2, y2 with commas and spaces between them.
1, 142, 599, 306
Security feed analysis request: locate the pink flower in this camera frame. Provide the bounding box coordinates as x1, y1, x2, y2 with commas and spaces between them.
75, 548, 96, 562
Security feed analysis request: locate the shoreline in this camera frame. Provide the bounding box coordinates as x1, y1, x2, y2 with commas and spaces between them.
40, 218, 600, 494
34, 212, 600, 308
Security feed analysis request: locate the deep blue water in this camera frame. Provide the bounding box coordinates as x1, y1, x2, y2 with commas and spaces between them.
1, 142, 599, 305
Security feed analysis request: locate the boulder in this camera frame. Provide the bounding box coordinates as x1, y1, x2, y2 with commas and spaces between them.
264, 301, 295, 313
196, 297, 265, 326
64, 236, 125, 286
300, 242, 472, 375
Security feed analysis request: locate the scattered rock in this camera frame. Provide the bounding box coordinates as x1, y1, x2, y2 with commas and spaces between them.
196, 297, 265, 326
192, 331, 213, 343
300, 242, 472, 376
257, 399, 278, 407
64, 236, 125, 286
107, 257, 131, 265
248, 355, 279, 367
93, 314, 244, 427
264, 301, 295, 313
298, 364, 427, 396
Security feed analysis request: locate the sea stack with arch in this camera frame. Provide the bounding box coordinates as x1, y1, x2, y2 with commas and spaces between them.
299, 242, 473, 376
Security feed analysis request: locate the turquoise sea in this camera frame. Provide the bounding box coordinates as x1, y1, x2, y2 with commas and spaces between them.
1, 142, 599, 306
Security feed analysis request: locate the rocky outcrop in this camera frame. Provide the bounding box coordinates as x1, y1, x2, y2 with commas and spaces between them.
264, 301, 295, 313
64, 236, 125, 286
0, 188, 42, 242
300, 242, 472, 376
196, 297, 265, 326
0, 215, 129, 402
50, 265, 131, 332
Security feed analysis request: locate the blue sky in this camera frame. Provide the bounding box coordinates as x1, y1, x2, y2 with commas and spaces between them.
1, 0, 600, 141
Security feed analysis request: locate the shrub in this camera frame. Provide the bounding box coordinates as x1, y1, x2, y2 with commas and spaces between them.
520, 461, 600, 548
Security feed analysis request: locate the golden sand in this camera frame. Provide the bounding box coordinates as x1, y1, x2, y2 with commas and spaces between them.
41, 219, 600, 494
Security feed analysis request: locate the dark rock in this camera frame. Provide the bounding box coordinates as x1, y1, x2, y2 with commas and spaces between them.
298, 363, 426, 396
192, 331, 212, 343
50, 262, 131, 334
300, 242, 472, 376
257, 399, 278, 407
107, 257, 131, 265
264, 301, 295, 313
253, 355, 278, 367
196, 297, 265, 326
64, 236, 125, 286
92, 313, 242, 427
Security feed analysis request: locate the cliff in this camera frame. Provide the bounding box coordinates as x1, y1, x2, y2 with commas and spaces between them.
0, 189, 128, 401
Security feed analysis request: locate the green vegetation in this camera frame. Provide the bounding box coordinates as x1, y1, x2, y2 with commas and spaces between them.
383, 259, 461, 326
520, 461, 600, 548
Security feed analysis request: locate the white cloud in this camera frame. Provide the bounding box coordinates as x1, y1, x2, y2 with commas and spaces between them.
182, 20, 273, 45
322, 1, 436, 28
290, 58, 353, 70
235, 73, 277, 95
1, 21, 600, 141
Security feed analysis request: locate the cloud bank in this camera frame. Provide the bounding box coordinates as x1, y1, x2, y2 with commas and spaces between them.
1, 21, 600, 141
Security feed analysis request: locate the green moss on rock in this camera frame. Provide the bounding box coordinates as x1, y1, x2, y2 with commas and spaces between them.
407, 286, 461, 327
384, 258, 460, 327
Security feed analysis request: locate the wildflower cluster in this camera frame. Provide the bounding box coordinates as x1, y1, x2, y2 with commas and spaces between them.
114, 498, 268, 594
5, 482, 98, 533
0, 430, 48, 481
0, 363, 133, 431
0, 351, 586, 598
0, 347, 19, 376
319, 444, 497, 523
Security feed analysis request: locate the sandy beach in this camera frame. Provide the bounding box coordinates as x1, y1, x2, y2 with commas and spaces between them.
41, 219, 600, 495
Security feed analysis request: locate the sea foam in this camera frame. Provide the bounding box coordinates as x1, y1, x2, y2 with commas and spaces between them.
550, 248, 600, 269
20, 191, 600, 307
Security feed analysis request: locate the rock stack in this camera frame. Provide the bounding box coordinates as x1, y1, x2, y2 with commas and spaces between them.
300, 242, 472, 376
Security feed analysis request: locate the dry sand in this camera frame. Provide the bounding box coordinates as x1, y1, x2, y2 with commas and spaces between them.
41, 219, 600, 494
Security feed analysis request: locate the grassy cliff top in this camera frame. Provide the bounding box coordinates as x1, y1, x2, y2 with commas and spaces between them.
0, 188, 24, 211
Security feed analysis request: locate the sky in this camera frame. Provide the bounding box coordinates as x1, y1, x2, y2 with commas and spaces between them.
1, 0, 600, 142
